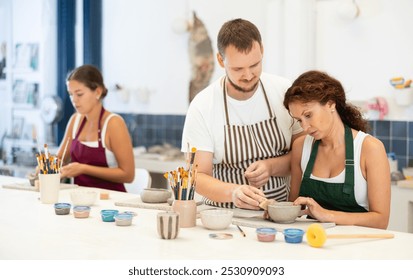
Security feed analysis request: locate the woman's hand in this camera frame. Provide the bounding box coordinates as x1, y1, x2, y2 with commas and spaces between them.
60, 162, 84, 178
232, 185, 267, 210
293, 196, 333, 222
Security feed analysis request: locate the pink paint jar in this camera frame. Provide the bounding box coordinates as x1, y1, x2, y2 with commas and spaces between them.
73, 206, 91, 218
256, 227, 277, 242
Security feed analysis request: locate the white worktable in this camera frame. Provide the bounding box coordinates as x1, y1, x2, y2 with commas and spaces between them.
1, 175, 413, 260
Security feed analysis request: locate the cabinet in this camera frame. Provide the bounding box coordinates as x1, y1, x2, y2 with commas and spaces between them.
388, 185, 413, 233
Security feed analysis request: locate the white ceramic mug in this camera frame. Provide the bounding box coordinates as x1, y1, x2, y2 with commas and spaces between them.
157, 211, 179, 240
39, 173, 60, 204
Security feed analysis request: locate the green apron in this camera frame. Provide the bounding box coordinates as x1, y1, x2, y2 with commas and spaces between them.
299, 125, 367, 213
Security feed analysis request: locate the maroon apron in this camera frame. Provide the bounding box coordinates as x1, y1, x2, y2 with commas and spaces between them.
70, 107, 126, 192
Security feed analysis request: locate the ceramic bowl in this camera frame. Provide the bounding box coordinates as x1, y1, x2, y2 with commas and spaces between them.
267, 202, 300, 224
200, 209, 233, 230
70, 190, 98, 206
283, 228, 305, 244
54, 202, 71, 215
256, 227, 277, 242
114, 212, 134, 226
73, 206, 91, 218
101, 209, 119, 222
140, 188, 171, 203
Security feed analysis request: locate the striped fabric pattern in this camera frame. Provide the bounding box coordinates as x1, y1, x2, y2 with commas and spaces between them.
206, 79, 289, 208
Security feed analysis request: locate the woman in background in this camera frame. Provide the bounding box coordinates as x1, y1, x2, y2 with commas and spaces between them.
283, 70, 390, 229
58, 64, 134, 192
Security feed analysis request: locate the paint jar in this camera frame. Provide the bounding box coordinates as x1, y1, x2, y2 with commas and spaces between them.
283, 228, 305, 244
256, 227, 277, 242
114, 213, 133, 226
100, 209, 119, 222
171, 200, 196, 228
54, 203, 71, 215
73, 206, 91, 218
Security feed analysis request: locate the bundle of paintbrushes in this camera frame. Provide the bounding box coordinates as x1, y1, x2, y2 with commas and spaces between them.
36, 144, 61, 174
164, 146, 198, 200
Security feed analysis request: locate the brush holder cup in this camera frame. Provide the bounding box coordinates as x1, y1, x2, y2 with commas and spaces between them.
394, 87, 413, 106
39, 173, 60, 204
171, 200, 196, 228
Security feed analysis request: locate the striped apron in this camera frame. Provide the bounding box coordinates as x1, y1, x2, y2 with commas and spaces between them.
204, 79, 289, 208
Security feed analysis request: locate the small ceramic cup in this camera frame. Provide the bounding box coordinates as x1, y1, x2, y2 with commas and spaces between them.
54, 203, 71, 215
100, 209, 119, 222
157, 211, 179, 240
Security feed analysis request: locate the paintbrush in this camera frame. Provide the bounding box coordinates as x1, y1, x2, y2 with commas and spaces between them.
60, 137, 69, 170
237, 225, 246, 237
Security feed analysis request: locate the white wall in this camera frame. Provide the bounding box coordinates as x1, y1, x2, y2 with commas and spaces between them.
102, 0, 413, 120
4, 0, 413, 123
102, 0, 286, 115
315, 0, 413, 120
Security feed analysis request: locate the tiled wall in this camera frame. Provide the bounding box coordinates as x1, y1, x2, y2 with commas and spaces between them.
369, 120, 413, 170
119, 113, 185, 149
120, 113, 413, 171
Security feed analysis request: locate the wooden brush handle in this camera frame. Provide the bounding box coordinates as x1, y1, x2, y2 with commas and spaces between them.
327, 233, 394, 239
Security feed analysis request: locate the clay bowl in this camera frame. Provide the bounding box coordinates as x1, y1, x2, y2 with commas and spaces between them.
267, 202, 300, 224
70, 189, 98, 206
200, 209, 233, 230
140, 188, 171, 203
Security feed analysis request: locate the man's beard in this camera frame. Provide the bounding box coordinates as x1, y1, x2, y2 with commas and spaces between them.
227, 76, 259, 93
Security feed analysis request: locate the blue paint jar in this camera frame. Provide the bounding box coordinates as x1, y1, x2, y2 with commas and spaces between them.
54, 203, 71, 215
100, 209, 119, 222
283, 228, 305, 243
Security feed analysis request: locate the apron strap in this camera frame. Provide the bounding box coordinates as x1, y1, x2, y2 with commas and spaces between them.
74, 106, 106, 147
303, 125, 354, 195
222, 78, 272, 126
343, 125, 354, 195
97, 106, 105, 148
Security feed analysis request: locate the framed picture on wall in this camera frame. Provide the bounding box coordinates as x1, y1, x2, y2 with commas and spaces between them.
13, 43, 39, 71
12, 79, 39, 107
11, 117, 24, 139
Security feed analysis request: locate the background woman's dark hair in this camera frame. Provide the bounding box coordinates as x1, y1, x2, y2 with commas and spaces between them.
283, 70, 369, 132
66, 64, 108, 99
217, 18, 262, 59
